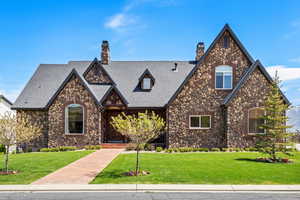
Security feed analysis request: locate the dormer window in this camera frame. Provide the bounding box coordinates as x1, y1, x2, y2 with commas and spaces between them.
138, 69, 155, 91
142, 78, 151, 90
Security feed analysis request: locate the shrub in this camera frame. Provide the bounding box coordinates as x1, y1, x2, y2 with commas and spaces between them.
221, 148, 229, 152
144, 143, 154, 151
40, 148, 50, 152
192, 148, 198, 152
198, 148, 209, 152
173, 148, 179, 152
249, 147, 258, 152
210, 148, 220, 152
0, 144, 5, 153
84, 145, 101, 150
156, 147, 163, 152
165, 148, 173, 153
39, 146, 77, 152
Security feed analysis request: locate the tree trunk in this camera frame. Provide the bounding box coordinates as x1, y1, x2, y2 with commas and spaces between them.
135, 145, 140, 176
4, 145, 9, 172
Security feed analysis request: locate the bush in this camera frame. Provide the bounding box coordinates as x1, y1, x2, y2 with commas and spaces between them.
210, 148, 220, 152
84, 145, 101, 150
40, 148, 50, 152
192, 148, 198, 152
165, 148, 173, 153
173, 148, 179, 152
156, 147, 163, 152
144, 143, 154, 151
0, 144, 5, 153
39, 146, 77, 152
198, 148, 209, 152
221, 148, 229, 152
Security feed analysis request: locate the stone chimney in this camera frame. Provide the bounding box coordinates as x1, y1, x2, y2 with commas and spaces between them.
195, 42, 205, 61
101, 40, 110, 65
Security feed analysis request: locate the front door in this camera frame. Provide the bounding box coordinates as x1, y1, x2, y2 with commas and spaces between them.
103, 111, 128, 143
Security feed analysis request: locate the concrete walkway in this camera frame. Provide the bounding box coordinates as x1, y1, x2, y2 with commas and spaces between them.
32, 149, 124, 185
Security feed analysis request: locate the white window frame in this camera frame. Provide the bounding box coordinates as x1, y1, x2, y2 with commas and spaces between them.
189, 115, 211, 129
248, 107, 266, 135
65, 104, 85, 135
215, 65, 233, 90
142, 78, 151, 90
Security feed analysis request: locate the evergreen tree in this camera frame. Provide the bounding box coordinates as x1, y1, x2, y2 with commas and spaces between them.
256, 72, 294, 161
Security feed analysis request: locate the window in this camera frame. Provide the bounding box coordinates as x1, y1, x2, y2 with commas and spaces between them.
142, 78, 151, 90
65, 104, 84, 134
189, 115, 211, 129
215, 65, 233, 89
248, 108, 265, 134
223, 35, 229, 48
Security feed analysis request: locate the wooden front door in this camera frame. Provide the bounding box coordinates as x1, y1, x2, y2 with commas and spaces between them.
103, 110, 128, 143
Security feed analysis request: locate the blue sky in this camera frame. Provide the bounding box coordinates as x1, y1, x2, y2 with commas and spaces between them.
0, 0, 300, 105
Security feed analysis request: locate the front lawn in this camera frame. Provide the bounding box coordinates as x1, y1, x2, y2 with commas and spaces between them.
91, 152, 300, 184
0, 150, 93, 184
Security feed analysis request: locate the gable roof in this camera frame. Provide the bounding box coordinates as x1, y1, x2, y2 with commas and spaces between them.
223, 60, 290, 106
12, 60, 195, 109
45, 69, 101, 108
83, 58, 115, 85
138, 68, 155, 82
0, 95, 12, 106
100, 86, 128, 106
167, 24, 255, 105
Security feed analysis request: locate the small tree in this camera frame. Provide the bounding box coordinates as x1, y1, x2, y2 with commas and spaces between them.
0, 111, 41, 172
256, 72, 293, 161
111, 111, 165, 176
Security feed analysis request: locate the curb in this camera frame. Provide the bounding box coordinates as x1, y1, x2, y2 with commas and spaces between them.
0, 184, 299, 192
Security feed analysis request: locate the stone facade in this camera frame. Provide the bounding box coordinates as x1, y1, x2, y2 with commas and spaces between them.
226, 68, 271, 147
102, 89, 124, 106
167, 31, 253, 148
48, 74, 101, 147
16, 110, 48, 149
84, 62, 112, 84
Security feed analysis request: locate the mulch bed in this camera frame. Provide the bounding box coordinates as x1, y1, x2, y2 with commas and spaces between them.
256, 157, 292, 163
0, 170, 18, 175
123, 170, 150, 176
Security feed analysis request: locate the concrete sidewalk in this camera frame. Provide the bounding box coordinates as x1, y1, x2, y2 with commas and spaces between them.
32, 149, 124, 184
1, 184, 300, 192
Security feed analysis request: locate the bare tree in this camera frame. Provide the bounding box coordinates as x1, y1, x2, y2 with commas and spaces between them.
0, 111, 41, 172
111, 111, 165, 176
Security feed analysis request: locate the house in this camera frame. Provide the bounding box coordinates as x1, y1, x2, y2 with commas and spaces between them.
0, 95, 14, 116
12, 24, 289, 149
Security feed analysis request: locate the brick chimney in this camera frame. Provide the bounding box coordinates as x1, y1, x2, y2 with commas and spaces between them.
101, 40, 110, 65
195, 42, 205, 61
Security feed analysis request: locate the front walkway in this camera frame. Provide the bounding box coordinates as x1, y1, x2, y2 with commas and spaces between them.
32, 149, 124, 184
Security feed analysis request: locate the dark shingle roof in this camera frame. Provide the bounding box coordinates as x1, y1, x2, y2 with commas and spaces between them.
12, 60, 195, 109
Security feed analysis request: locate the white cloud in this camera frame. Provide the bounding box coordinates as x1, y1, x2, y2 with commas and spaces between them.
289, 57, 300, 64
105, 14, 137, 30
266, 65, 300, 81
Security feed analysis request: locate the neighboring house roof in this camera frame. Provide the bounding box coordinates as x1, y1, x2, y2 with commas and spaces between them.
0, 95, 12, 106
223, 60, 290, 106
12, 60, 195, 109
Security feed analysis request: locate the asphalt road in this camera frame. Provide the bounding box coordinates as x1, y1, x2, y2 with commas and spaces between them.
0, 192, 299, 200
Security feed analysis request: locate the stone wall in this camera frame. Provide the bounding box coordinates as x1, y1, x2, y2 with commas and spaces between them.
48, 74, 101, 147
226, 68, 271, 148
167, 31, 252, 148
84, 62, 112, 84
16, 110, 48, 149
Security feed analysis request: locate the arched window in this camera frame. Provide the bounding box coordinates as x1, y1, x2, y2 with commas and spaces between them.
65, 104, 84, 134
215, 65, 233, 89
248, 108, 265, 134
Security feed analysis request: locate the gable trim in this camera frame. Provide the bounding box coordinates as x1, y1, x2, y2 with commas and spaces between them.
83, 57, 115, 85
45, 68, 101, 109
0, 95, 13, 106
222, 60, 290, 106
166, 24, 255, 106
100, 85, 128, 106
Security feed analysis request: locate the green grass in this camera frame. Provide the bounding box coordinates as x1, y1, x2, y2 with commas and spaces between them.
91, 152, 300, 184
0, 150, 93, 184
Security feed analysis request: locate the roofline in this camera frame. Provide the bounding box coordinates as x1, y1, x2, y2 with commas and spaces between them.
0, 95, 13, 105
45, 68, 102, 109
222, 60, 291, 106
100, 85, 129, 106
166, 23, 255, 106
138, 68, 156, 82
82, 58, 116, 85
